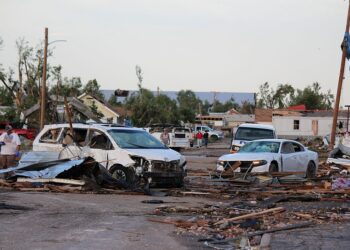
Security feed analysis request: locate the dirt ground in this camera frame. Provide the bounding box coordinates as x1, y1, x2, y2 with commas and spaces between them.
0, 139, 349, 250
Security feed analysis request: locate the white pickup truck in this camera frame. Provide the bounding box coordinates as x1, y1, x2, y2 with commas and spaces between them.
194, 125, 224, 141
231, 123, 277, 153
149, 125, 193, 150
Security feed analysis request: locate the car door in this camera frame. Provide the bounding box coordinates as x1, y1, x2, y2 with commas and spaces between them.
291, 142, 309, 172
280, 142, 297, 172
281, 142, 308, 172
59, 128, 88, 159
35, 127, 64, 152
86, 129, 114, 168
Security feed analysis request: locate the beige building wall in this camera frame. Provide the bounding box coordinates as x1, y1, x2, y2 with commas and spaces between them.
79, 95, 119, 123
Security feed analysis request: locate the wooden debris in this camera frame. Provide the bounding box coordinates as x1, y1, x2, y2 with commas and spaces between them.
215, 207, 285, 225
17, 178, 85, 186
247, 222, 314, 237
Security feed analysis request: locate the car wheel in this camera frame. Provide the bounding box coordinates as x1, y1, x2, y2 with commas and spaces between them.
210, 135, 218, 142
173, 177, 185, 188
110, 165, 135, 184
269, 162, 278, 173
306, 161, 316, 178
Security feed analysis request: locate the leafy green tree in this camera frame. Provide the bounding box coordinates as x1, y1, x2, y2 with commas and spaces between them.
0, 107, 20, 123
201, 100, 211, 115
257, 82, 276, 109
153, 94, 179, 124
257, 83, 294, 109
0, 38, 56, 114
239, 101, 255, 114
126, 88, 180, 126
83, 79, 104, 100
49, 76, 82, 97
0, 86, 13, 106
126, 88, 156, 127
291, 82, 334, 110
177, 90, 201, 122
274, 84, 295, 109
211, 98, 240, 113
107, 95, 120, 107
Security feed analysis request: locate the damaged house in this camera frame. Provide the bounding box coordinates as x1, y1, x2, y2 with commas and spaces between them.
78, 93, 120, 124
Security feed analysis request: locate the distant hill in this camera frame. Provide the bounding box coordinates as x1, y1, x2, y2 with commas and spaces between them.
101, 90, 255, 105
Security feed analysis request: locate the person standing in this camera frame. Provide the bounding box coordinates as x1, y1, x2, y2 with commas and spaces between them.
0, 125, 21, 169
160, 128, 170, 146
203, 130, 209, 148
196, 131, 203, 147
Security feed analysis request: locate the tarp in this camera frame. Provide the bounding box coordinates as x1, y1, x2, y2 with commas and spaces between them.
0, 154, 130, 189
15, 159, 85, 179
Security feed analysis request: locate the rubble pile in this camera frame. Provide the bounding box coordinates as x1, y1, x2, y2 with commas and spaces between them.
148, 163, 350, 248
0, 156, 144, 194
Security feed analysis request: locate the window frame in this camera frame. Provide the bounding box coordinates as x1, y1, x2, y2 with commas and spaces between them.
293, 120, 300, 130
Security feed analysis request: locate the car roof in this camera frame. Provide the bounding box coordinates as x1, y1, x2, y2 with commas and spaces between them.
238, 123, 275, 130
252, 139, 303, 144
43, 123, 144, 131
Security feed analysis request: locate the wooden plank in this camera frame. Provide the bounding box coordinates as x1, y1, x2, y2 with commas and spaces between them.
181, 191, 211, 195
215, 207, 285, 225
17, 178, 85, 186
18, 188, 49, 192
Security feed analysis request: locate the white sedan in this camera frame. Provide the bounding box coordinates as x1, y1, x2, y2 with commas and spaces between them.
216, 139, 318, 178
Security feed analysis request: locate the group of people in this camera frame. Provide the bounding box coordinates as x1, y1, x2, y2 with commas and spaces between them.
0, 125, 21, 171
159, 128, 210, 148
195, 130, 209, 148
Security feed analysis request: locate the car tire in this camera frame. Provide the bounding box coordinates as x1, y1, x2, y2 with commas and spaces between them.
110, 165, 135, 185
269, 162, 278, 173
174, 177, 184, 188
209, 135, 218, 142
306, 161, 316, 178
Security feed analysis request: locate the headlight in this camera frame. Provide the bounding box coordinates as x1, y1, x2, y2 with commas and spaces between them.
216, 160, 225, 172
217, 160, 224, 166
179, 155, 186, 167
231, 145, 240, 151
252, 160, 267, 166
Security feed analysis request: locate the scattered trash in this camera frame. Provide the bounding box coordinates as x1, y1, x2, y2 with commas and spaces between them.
332, 177, 350, 190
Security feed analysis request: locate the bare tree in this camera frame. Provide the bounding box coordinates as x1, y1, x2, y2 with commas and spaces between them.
135, 65, 143, 89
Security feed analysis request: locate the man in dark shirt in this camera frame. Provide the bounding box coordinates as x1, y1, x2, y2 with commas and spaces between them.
203, 130, 209, 148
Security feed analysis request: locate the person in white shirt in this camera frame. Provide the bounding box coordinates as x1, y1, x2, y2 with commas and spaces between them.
0, 125, 21, 169
160, 128, 170, 146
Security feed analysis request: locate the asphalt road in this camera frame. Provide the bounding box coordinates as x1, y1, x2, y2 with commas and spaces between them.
0, 191, 211, 250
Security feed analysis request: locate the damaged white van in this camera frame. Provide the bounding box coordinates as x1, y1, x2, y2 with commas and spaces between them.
32, 124, 187, 186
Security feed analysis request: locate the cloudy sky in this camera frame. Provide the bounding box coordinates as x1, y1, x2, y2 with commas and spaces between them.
1, 0, 350, 106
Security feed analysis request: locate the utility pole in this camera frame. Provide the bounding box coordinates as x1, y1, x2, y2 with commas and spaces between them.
40, 27, 48, 130
330, 1, 350, 149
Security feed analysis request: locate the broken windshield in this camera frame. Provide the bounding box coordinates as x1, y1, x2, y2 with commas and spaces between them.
108, 129, 167, 149
238, 141, 280, 153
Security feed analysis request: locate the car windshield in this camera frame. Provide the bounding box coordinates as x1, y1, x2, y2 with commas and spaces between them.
238, 141, 280, 153
108, 129, 167, 149
235, 127, 275, 141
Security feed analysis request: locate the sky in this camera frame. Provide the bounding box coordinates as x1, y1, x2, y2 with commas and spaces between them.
1, 0, 350, 106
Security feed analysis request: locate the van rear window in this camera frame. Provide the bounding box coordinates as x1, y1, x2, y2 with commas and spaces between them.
235, 127, 275, 141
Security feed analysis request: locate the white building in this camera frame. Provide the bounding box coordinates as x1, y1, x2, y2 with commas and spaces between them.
272, 110, 349, 138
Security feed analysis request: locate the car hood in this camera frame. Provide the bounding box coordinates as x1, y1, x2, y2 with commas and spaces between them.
219, 152, 277, 161
126, 148, 182, 162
